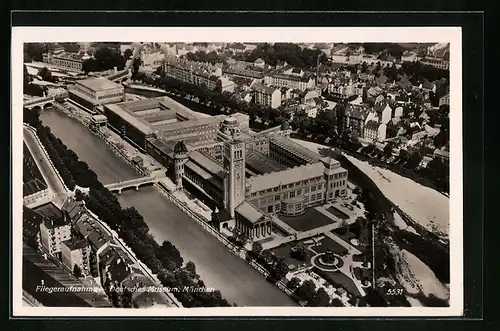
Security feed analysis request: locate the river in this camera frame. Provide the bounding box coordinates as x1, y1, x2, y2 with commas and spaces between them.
39, 108, 297, 307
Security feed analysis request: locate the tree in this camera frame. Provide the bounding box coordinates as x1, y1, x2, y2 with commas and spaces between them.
295, 279, 317, 304
405, 151, 422, 169
337, 219, 349, 235
287, 277, 301, 290
185, 261, 197, 277
383, 142, 394, 157
398, 149, 409, 162
310, 287, 331, 307
73, 264, 83, 278
251, 241, 263, 257
269, 257, 289, 282
290, 244, 310, 261
38, 67, 57, 83
123, 48, 133, 60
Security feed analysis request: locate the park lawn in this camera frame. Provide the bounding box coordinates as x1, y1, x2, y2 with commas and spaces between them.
322, 270, 362, 298
326, 206, 350, 220
312, 237, 349, 256
280, 208, 336, 232
271, 242, 312, 269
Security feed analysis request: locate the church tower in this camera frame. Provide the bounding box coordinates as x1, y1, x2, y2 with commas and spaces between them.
223, 139, 246, 219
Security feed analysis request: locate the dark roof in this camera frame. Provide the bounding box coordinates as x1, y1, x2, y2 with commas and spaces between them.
245, 150, 289, 175
62, 238, 90, 251
173, 140, 189, 154
23, 206, 44, 239
253, 83, 277, 95
292, 67, 302, 74
34, 203, 68, 229
365, 120, 380, 131
23, 179, 47, 197
213, 209, 232, 222
106, 254, 132, 284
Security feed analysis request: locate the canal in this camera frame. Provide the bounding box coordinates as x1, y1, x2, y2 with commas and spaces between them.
39, 108, 297, 307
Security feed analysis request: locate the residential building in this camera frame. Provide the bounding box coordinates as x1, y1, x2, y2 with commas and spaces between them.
439, 93, 450, 106
39, 213, 71, 256
264, 73, 315, 91
254, 58, 265, 68
252, 83, 281, 109
219, 76, 237, 93
223, 67, 265, 81
401, 51, 418, 62
364, 121, 379, 142
338, 104, 374, 138
61, 238, 92, 276
420, 57, 450, 70
163, 56, 222, 91
228, 43, 247, 53
42, 49, 89, 72
433, 148, 450, 163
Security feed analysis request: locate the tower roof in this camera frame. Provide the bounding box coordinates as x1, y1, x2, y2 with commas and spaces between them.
173, 140, 188, 154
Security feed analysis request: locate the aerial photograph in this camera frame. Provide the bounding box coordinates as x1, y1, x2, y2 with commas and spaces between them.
21, 40, 451, 310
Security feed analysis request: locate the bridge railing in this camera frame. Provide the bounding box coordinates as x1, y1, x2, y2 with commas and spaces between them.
24, 96, 54, 106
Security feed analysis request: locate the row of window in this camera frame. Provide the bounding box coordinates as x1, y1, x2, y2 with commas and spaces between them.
97, 92, 123, 100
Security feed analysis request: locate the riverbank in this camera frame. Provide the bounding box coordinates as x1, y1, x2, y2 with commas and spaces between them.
38, 105, 298, 306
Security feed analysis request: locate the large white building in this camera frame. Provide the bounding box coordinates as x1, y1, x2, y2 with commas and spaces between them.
252, 83, 281, 109
40, 216, 71, 256
264, 73, 315, 91
68, 77, 125, 110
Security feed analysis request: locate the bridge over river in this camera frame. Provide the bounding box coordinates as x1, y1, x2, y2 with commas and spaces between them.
104, 176, 157, 194
39, 108, 297, 307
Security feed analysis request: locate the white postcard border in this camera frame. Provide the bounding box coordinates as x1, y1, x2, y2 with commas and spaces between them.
12, 26, 463, 317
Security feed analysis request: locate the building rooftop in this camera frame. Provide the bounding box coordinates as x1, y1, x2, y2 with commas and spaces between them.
235, 201, 265, 224
246, 150, 288, 175
247, 162, 323, 193
77, 77, 123, 92
104, 103, 155, 136
223, 67, 265, 79
23, 206, 45, 239
252, 83, 277, 95
270, 135, 322, 163
268, 72, 311, 82
61, 198, 85, 221
157, 115, 224, 134
189, 150, 225, 179
23, 179, 47, 197
62, 238, 89, 251
34, 203, 67, 228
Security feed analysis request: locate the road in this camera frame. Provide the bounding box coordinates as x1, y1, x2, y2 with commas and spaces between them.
23, 125, 67, 205
23, 125, 180, 307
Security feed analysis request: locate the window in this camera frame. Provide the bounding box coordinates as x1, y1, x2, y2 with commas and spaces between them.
275, 195, 280, 201
304, 187, 310, 193
290, 191, 296, 198
311, 185, 316, 192
275, 204, 280, 211
296, 189, 302, 195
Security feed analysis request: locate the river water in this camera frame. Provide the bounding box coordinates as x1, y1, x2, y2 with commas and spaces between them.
39, 108, 296, 307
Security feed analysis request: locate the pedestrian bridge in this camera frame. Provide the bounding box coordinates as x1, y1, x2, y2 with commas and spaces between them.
24, 96, 55, 110
105, 176, 158, 194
